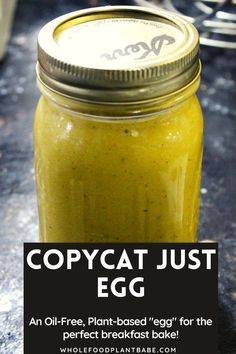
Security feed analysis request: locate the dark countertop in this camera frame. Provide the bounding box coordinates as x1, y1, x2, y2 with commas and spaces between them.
0, 0, 235, 353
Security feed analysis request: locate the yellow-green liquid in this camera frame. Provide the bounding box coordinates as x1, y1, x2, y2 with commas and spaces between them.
34, 92, 203, 242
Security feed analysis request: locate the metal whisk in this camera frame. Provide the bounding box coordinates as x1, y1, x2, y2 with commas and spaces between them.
133, 0, 236, 49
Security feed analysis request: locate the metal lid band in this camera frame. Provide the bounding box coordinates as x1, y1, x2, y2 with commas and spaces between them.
37, 6, 200, 102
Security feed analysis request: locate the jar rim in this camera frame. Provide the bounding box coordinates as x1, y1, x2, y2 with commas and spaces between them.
37, 62, 201, 119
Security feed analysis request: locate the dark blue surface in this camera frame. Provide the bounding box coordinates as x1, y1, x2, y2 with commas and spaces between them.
0, 0, 235, 353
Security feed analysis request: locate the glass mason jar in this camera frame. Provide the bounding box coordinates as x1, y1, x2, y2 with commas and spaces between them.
34, 6, 203, 243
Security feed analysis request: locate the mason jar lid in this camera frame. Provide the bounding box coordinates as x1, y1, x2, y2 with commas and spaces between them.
37, 6, 200, 103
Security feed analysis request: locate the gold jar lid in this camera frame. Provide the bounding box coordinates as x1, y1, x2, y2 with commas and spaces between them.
37, 6, 200, 102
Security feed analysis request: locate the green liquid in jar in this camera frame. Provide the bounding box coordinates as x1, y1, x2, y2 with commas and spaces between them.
34, 86, 203, 242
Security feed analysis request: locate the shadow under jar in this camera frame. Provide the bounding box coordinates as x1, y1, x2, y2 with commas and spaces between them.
34, 6, 203, 243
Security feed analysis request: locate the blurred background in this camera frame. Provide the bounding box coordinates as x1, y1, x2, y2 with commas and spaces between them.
0, 0, 235, 353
